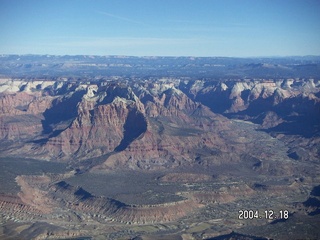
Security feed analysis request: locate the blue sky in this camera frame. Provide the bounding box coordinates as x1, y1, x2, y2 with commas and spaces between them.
1, 0, 319, 57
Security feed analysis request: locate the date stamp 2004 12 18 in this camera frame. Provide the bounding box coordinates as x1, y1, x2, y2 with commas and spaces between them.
238, 209, 289, 220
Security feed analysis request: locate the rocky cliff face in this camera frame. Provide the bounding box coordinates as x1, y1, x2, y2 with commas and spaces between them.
179, 78, 320, 163
0, 78, 319, 170
181, 78, 319, 116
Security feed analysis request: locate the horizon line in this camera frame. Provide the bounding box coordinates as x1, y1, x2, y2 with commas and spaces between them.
1, 53, 320, 59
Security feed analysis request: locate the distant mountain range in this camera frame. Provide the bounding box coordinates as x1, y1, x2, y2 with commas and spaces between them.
1, 54, 320, 78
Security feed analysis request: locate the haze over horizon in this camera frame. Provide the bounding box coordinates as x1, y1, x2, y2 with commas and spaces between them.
1, 0, 320, 57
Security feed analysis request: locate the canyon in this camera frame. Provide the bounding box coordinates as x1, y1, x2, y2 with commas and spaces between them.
0, 56, 320, 239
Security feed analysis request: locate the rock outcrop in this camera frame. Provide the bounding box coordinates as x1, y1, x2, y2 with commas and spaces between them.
0, 78, 319, 168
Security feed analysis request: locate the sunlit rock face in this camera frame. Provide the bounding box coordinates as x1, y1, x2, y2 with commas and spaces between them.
0, 78, 319, 168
